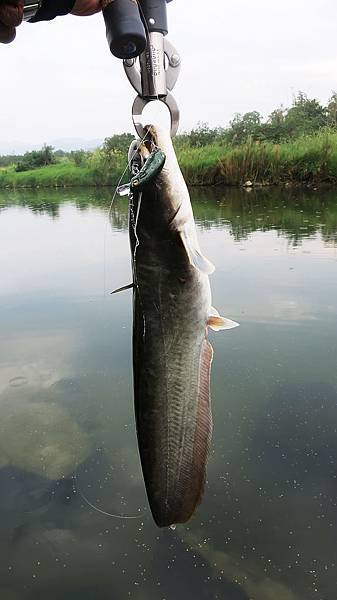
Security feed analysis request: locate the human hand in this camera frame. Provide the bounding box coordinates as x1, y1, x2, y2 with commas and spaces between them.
71, 0, 102, 16
0, 1, 23, 44
0, 0, 103, 44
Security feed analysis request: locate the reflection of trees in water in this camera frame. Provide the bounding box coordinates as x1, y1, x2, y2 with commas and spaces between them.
0, 189, 132, 232
191, 187, 337, 246
0, 191, 62, 219
0, 189, 113, 220
108, 201, 129, 232
1, 187, 337, 245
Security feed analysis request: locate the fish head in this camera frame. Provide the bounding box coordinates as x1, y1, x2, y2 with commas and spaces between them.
129, 124, 193, 230
143, 125, 173, 155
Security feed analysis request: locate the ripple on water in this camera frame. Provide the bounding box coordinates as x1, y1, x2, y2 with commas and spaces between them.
9, 377, 28, 388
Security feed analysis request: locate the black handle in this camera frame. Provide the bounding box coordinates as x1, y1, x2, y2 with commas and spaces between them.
139, 0, 168, 35
103, 0, 147, 59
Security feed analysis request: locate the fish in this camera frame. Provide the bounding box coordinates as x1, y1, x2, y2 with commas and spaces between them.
125, 125, 239, 527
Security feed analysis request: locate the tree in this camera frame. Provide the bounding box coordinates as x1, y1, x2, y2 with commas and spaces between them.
264, 107, 287, 142
41, 144, 55, 166
102, 133, 135, 157
0, 154, 21, 167
283, 92, 326, 137
188, 122, 223, 147
226, 111, 263, 144
15, 145, 56, 172
326, 92, 337, 128
70, 150, 88, 167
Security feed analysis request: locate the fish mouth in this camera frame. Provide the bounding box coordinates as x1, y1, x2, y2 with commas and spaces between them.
138, 125, 161, 157
129, 126, 162, 168
127, 126, 166, 189
128, 126, 155, 174
143, 124, 159, 148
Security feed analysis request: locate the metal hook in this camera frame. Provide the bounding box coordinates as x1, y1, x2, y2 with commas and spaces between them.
124, 38, 181, 137
132, 92, 180, 138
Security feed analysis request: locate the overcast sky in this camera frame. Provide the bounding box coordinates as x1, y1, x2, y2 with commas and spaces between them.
1, 0, 337, 149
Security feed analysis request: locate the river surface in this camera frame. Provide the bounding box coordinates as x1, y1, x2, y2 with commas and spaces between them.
0, 187, 337, 600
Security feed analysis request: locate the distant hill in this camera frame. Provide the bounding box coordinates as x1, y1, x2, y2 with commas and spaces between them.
0, 138, 103, 155
51, 138, 103, 152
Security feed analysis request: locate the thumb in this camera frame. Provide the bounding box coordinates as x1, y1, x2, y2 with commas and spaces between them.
0, 21, 16, 43
0, 1, 23, 44
0, 2, 24, 27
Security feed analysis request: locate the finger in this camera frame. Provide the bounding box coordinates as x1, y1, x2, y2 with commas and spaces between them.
0, 3, 23, 27
0, 21, 16, 43
71, 0, 102, 16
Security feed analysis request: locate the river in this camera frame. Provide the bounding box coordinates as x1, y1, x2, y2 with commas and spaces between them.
0, 186, 336, 600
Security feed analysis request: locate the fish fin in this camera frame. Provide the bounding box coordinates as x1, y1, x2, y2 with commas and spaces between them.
166, 338, 214, 526
179, 228, 215, 274
208, 307, 239, 331
190, 338, 214, 509
144, 338, 214, 527
110, 283, 134, 295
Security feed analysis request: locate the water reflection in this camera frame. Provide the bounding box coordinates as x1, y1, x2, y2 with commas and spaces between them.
191, 187, 337, 246
0, 187, 336, 599
2, 187, 337, 246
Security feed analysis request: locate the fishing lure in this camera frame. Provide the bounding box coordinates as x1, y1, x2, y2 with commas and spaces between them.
118, 148, 166, 196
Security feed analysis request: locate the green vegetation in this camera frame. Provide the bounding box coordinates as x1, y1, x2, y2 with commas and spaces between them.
0, 161, 124, 189
15, 144, 56, 172
179, 129, 337, 186
2, 92, 337, 188
1, 130, 337, 189
177, 91, 337, 146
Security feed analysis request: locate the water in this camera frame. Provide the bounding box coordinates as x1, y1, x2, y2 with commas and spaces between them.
0, 186, 337, 600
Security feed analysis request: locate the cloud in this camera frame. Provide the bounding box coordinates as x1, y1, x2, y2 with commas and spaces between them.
1, 0, 337, 146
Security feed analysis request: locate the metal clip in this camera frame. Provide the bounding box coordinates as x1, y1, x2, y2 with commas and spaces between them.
23, 0, 42, 21
131, 92, 179, 138
124, 37, 181, 138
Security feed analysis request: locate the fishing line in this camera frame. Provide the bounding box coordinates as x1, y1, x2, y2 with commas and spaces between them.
103, 130, 149, 299
97, 1, 162, 520
72, 473, 145, 520
103, 0, 162, 297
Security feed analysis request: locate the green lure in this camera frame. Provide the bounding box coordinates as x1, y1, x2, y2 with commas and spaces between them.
130, 149, 166, 191
117, 148, 166, 198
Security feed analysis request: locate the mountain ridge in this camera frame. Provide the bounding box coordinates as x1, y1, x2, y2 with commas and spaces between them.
0, 138, 103, 155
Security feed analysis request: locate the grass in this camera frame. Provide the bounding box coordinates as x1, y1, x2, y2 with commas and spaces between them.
0, 162, 126, 189
178, 130, 337, 186
2, 130, 337, 189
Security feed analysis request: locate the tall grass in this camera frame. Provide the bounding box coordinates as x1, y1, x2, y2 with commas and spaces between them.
2, 130, 337, 188
179, 130, 337, 186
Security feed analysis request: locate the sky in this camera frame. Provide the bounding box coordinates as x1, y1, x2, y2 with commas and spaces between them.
1, 0, 337, 150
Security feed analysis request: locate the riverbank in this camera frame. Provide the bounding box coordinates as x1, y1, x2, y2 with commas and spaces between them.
0, 162, 122, 189
1, 130, 337, 189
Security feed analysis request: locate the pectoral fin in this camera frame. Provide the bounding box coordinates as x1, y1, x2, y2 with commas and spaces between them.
179, 228, 215, 274
207, 307, 239, 331
110, 283, 134, 295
